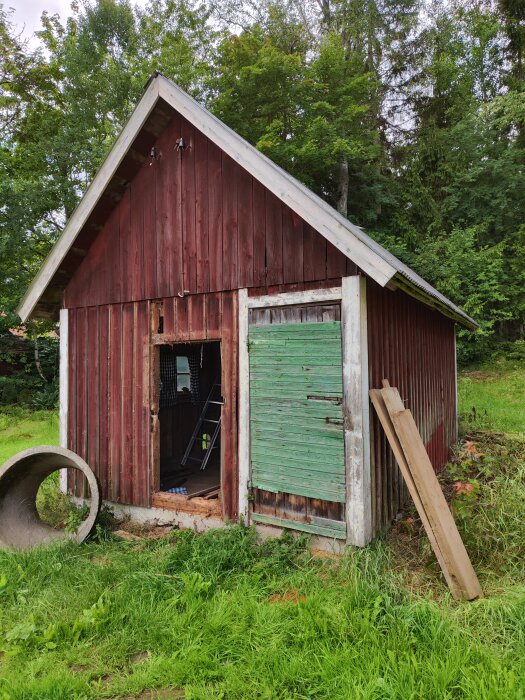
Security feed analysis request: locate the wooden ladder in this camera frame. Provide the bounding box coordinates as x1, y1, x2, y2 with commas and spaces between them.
181, 380, 222, 471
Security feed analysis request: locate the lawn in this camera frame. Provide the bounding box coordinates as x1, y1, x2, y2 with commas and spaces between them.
0, 409, 58, 464
0, 363, 523, 699
458, 360, 524, 434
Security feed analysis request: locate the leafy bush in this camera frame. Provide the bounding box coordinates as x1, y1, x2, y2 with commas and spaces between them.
446, 436, 525, 574
0, 334, 59, 407
31, 379, 59, 409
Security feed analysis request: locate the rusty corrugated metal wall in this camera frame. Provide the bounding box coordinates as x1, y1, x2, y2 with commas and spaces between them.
367, 280, 457, 533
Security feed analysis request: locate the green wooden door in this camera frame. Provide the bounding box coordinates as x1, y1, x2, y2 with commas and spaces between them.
249, 319, 346, 537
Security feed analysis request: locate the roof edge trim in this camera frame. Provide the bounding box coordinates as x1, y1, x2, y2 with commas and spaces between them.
391, 274, 478, 329
17, 78, 160, 321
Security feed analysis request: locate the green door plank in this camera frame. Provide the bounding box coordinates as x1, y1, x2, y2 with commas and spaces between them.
251, 513, 347, 539
249, 320, 346, 509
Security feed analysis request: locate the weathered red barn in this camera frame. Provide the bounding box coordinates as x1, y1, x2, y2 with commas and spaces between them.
18, 74, 475, 547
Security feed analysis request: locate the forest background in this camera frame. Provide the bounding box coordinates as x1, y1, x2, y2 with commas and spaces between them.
1, 0, 524, 404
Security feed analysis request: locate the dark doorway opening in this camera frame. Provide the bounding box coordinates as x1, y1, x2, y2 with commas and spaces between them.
158, 341, 222, 498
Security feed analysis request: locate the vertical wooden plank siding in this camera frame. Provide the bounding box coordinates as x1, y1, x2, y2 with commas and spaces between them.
207, 140, 223, 292
247, 302, 346, 539
220, 291, 239, 520
66, 308, 77, 492
67, 301, 151, 506
98, 305, 110, 498
75, 307, 88, 496
64, 111, 339, 309
86, 306, 99, 492
249, 321, 345, 503
194, 128, 210, 293
366, 280, 457, 532
182, 120, 197, 293
66, 293, 238, 510
143, 158, 157, 299
59, 309, 68, 449
222, 154, 238, 291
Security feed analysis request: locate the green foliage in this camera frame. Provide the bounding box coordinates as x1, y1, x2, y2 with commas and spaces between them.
446, 435, 525, 574
377, 226, 511, 363
1, 0, 524, 359
0, 334, 58, 407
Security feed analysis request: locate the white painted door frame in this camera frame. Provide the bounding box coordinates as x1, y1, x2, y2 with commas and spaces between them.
341, 277, 372, 546
59, 307, 69, 493
237, 279, 371, 546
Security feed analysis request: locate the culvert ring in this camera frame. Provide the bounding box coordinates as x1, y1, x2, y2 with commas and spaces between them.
0, 446, 101, 549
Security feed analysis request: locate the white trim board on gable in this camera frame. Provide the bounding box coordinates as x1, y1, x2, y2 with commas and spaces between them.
17, 73, 477, 330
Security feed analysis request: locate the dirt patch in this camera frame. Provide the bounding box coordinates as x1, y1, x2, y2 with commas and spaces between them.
90, 555, 112, 567
113, 519, 175, 540
461, 370, 496, 381
69, 663, 88, 673
311, 549, 341, 560
269, 589, 307, 604
117, 689, 184, 699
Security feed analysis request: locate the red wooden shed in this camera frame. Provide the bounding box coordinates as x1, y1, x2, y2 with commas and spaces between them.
18, 74, 476, 547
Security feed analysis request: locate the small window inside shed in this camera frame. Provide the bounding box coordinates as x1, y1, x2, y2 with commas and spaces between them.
176, 356, 191, 392
158, 342, 222, 500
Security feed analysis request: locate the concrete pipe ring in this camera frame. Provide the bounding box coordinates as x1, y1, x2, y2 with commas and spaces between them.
0, 446, 101, 550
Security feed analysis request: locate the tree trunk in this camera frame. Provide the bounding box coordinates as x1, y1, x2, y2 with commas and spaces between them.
34, 337, 47, 383
337, 155, 349, 217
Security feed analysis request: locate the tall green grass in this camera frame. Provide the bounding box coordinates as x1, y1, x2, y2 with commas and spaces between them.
0, 527, 524, 699
458, 361, 524, 434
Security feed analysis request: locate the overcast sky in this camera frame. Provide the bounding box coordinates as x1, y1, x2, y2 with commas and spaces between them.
10, 0, 147, 45
10, 0, 72, 42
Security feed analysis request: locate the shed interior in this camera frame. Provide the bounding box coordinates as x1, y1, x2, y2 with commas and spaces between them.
158, 341, 222, 497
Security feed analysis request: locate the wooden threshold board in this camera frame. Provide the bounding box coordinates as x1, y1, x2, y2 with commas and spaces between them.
151, 491, 222, 518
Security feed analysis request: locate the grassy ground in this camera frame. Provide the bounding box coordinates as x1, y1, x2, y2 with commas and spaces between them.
0, 363, 523, 699
458, 360, 524, 434
0, 409, 58, 464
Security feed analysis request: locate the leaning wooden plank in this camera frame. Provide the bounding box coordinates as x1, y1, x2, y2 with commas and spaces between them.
369, 389, 461, 599
381, 387, 483, 601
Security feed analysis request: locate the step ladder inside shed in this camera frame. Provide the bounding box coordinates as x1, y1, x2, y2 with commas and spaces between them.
181, 380, 222, 471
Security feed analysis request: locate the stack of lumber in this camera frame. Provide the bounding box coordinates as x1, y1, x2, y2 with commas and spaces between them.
370, 381, 483, 601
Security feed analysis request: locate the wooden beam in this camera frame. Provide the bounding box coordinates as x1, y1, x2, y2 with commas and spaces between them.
246, 287, 342, 309
59, 308, 68, 494
237, 288, 250, 522
369, 388, 461, 598
379, 385, 482, 600
342, 276, 372, 547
